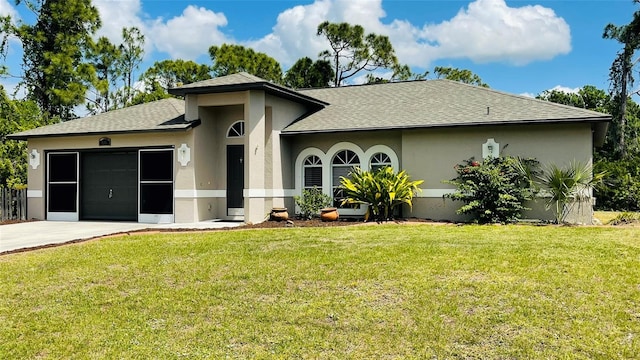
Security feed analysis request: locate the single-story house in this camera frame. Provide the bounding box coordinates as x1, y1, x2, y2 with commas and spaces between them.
8, 72, 610, 224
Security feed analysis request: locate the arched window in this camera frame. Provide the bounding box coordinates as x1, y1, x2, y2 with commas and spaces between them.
227, 121, 245, 138
332, 150, 360, 207
303, 155, 323, 190
370, 152, 392, 171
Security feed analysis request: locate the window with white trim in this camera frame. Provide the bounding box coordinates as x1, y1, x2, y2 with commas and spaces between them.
369, 152, 392, 171
332, 150, 360, 207
303, 155, 323, 190
139, 149, 174, 215
47, 152, 78, 214
227, 121, 245, 137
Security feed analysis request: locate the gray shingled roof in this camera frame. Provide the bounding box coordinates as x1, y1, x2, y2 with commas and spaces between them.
8, 98, 195, 140
285, 80, 610, 134
168, 72, 327, 107
174, 72, 266, 90
8, 75, 611, 142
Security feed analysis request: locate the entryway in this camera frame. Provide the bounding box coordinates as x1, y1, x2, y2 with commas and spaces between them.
226, 144, 244, 217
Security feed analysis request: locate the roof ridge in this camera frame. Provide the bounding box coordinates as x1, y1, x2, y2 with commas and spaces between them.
433, 79, 608, 117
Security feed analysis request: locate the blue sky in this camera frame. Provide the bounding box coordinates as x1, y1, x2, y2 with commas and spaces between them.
0, 0, 638, 98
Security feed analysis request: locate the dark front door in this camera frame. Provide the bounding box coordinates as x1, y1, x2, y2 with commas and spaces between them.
81, 151, 137, 221
226, 145, 244, 212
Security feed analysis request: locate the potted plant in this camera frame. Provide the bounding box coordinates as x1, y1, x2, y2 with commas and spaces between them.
294, 187, 332, 220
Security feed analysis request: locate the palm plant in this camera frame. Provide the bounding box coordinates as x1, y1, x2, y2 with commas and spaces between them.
537, 161, 604, 223
340, 166, 423, 222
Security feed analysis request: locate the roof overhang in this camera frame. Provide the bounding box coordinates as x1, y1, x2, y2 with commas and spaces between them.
169, 81, 328, 109
7, 119, 201, 141
282, 116, 612, 142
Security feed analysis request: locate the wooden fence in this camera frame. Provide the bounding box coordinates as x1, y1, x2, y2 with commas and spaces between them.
1, 188, 27, 221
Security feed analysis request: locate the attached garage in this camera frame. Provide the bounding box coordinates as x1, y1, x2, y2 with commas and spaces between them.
10, 98, 199, 223
45, 148, 175, 222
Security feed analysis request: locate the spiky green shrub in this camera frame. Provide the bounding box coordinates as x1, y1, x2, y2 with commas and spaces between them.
294, 186, 332, 219
340, 166, 423, 222
444, 156, 539, 224
537, 161, 605, 224
608, 212, 640, 225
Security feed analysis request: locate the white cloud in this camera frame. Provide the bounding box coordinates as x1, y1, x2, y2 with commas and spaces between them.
0, 78, 25, 99
245, 0, 333, 66
246, 0, 570, 70
149, 5, 230, 60
0, 0, 17, 18
417, 0, 571, 66
94, 2, 229, 61
548, 85, 580, 93
92, 0, 158, 60
3, 0, 574, 76
94, 0, 145, 42
90, 0, 570, 72
247, 0, 394, 68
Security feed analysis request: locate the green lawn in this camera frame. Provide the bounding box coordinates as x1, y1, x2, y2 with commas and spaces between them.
1, 224, 640, 359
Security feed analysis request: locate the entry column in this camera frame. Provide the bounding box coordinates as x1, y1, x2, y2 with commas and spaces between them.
244, 90, 266, 223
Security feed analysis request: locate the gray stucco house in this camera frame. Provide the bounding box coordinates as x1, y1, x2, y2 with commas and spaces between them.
9, 72, 610, 224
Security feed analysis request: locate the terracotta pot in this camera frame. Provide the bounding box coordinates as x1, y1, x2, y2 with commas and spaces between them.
320, 207, 339, 222
270, 207, 289, 221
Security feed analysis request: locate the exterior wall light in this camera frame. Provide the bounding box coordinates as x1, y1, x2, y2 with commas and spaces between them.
178, 143, 191, 166
29, 149, 40, 169
482, 138, 499, 159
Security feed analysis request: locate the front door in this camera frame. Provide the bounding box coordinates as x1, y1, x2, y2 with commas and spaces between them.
226, 145, 244, 216
81, 151, 137, 221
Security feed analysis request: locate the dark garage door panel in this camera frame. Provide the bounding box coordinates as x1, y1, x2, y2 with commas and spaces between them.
81, 151, 138, 221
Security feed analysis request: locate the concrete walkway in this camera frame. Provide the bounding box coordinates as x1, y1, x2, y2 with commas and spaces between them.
0, 220, 243, 254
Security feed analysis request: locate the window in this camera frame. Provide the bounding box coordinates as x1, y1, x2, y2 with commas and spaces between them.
370, 152, 392, 171
303, 155, 322, 190
139, 150, 173, 214
227, 121, 245, 137
48, 153, 78, 213
332, 150, 360, 207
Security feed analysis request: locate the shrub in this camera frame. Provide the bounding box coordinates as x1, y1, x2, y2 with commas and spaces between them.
340, 166, 423, 222
294, 187, 332, 219
537, 161, 604, 224
608, 211, 640, 225
444, 156, 539, 224
594, 156, 640, 211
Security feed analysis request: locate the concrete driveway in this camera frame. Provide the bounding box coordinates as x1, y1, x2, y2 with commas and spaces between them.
0, 220, 242, 254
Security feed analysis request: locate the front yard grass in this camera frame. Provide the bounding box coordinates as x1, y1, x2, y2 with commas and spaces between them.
1, 224, 640, 358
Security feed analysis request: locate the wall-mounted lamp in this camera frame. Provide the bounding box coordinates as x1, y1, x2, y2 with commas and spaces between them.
482, 138, 499, 159
178, 143, 191, 166
29, 149, 40, 169
99, 137, 111, 146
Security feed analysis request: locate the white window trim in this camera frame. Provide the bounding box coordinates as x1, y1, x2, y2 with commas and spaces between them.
294, 147, 328, 197
364, 145, 399, 171
295, 143, 400, 217
46, 152, 79, 221
327, 143, 366, 216
302, 154, 323, 187
294, 148, 327, 214
226, 120, 245, 138
138, 148, 175, 224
